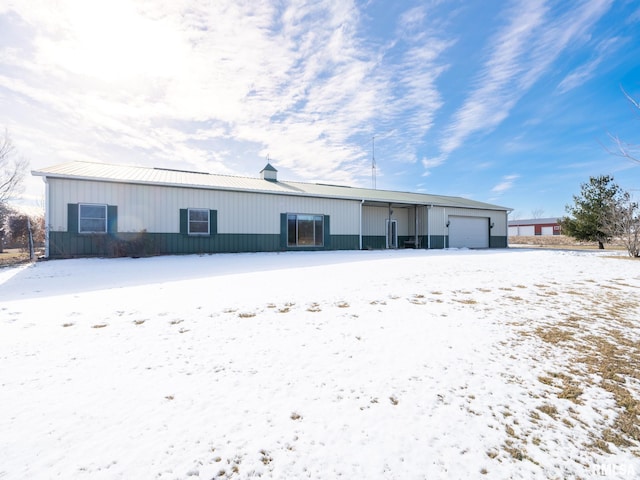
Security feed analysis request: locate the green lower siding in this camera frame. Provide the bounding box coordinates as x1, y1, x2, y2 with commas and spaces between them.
48, 232, 508, 257
363, 235, 429, 249
361, 236, 386, 250
490, 236, 508, 248
325, 235, 360, 250
48, 232, 359, 258
430, 236, 446, 249
362, 235, 507, 250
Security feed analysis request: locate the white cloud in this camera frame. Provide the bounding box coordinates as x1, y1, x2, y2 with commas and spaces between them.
0, 2, 364, 181
1, 0, 458, 190
491, 174, 519, 193
437, 0, 613, 162
556, 58, 602, 95
437, 0, 548, 158
557, 36, 626, 94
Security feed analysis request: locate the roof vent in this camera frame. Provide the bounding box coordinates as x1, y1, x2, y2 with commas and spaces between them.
260, 163, 278, 182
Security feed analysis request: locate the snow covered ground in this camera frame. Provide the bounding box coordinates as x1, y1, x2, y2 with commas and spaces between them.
1, 249, 639, 480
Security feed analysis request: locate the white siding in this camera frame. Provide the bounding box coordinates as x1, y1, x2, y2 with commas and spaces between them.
45, 177, 509, 246
362, 206, 409, 236
47, 178, 361, 235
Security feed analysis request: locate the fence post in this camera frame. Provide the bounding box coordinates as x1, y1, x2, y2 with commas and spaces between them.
27, 217, 34, 261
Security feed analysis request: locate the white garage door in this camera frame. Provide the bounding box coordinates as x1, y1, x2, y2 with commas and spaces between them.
541, 226, 554, 236
449, 216, 489, 248
518, 225, 535, 236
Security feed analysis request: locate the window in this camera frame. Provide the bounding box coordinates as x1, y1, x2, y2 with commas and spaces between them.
287, 214, 324, 247
79, 204, 107, 233
188, 208, 210, 235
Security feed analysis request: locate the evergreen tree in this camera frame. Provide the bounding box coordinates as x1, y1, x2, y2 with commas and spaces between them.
560, 175, 623, 249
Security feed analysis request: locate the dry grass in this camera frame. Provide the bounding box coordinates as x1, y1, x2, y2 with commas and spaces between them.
578, 333, 640, 447
531, 288, 640, 454
278, 302, 295, 313
409, 294, 427, 305
454, 298, 478, 305
534, 326, 574, 344
536, 403, 559, 419
0, 248, 32, 268
306, 302, 321, 312
509, 235, 626, 250
259, 449, 272, 465
558, 385, 584, 404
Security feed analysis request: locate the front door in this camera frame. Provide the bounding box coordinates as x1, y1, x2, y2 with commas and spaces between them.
386, 219, 398, 248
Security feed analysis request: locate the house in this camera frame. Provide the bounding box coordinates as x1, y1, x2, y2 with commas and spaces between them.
508, 218, 561, 236
32, 161, 511, 258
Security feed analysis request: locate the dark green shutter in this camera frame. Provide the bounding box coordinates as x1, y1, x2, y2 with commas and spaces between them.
210, 210, 217, 235
280, 213, 287, 249
323, 215, 331, 248
68, 204, 79, 233
107, 205, 117, 233
180, 209, 188, 234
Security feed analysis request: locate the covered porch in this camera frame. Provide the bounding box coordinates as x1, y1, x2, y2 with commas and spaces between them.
360, 201, 430, 250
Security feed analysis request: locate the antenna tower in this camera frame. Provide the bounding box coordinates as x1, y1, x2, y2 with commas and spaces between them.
371, 136, 377, 189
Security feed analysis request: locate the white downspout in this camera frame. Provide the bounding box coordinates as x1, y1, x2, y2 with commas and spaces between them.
444, 208, 448, 249
506, 209, 513, 248
43, 176, 50, 258
359, 199, 364, 250
427, 204, 432, 249
414, 206, 418, 246
387, 203, 394, 249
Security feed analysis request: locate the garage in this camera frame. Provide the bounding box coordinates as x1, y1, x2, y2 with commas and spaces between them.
448, 216, 489, 248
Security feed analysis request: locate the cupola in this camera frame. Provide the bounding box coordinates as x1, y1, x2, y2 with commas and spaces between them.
260, 163, 278, 182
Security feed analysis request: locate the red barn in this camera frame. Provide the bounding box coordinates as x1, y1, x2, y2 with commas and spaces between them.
508, 218, 561, 236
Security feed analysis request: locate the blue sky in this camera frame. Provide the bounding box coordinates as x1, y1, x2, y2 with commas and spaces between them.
1, 0, 639, 218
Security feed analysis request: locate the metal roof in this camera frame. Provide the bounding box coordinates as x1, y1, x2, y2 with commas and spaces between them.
260, 163, 278, 172
32, 160, 510, 211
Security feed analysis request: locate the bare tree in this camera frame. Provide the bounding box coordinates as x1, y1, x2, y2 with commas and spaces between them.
531, 208, 545, 219
601, 191, 640, 257
607, 88, 640, 164
0, 130, 29, 253
0, 129, 29, 207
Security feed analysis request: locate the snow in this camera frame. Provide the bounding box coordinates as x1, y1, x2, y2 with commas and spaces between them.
1, 249, 639, 479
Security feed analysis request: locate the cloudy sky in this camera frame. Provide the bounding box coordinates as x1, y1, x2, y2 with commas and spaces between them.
1, 0, 639, 217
